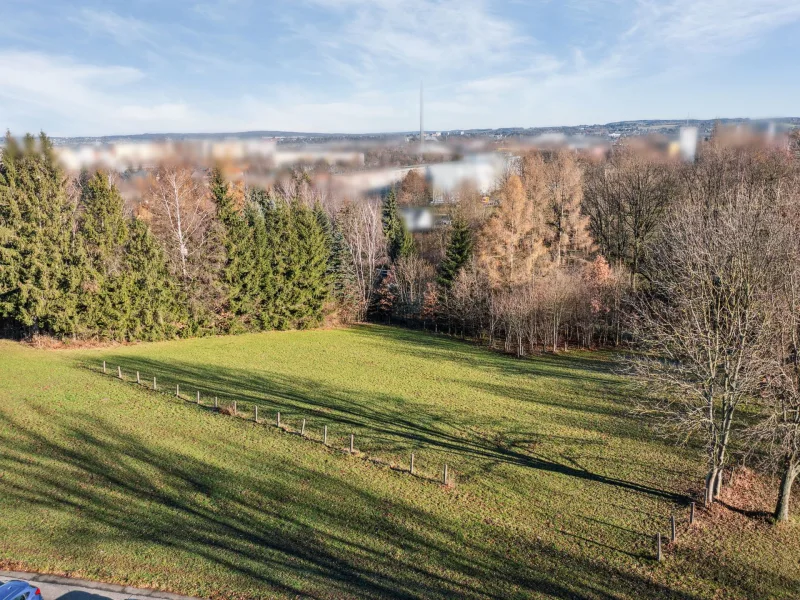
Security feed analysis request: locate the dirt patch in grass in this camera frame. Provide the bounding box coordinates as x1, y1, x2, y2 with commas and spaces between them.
25, 335, 129, 351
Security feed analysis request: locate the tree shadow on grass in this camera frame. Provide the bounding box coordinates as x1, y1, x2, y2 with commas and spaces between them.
84, 354, 689, 506
346, 325, 622, 383
0, 409, 701, 600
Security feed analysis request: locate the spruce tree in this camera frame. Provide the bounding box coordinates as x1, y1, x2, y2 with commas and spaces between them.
210, 167, 257, 331
265, 198, 296, 329
125, 217, 186, 340
248, 187, 278, 329
293, 202, 331, 328
77, 171, 130, 339
382, 187, 413, 262
438, 214, 473, 288
328, 219, 360, 319
0, 133, 79, 337
0, 135, 22, 334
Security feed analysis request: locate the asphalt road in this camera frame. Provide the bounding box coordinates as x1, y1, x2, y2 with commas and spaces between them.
0, 571, 199, 600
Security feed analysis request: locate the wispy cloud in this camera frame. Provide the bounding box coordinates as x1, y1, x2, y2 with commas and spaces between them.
71, 8, 160, 47
630, 0, 800, 52
299, 0, 532, 74
0, 51, 204, 135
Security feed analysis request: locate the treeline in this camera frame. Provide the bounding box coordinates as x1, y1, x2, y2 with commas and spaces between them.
378, 149, 626, 355
0, 134, 334, 340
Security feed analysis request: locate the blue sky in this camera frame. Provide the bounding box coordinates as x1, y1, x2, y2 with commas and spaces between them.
2, 0, 800, 136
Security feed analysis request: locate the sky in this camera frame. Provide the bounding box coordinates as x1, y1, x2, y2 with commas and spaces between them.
1, 0, 800, 137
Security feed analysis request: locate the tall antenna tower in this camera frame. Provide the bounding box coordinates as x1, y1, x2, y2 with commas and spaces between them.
419, 81, 424, 153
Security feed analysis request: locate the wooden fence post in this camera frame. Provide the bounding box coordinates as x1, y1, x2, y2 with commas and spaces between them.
656, 533, 662, 561
153, 376, 156, 391
323, 425, 328, 445
254, 406, 258, 423
670, 514, 676, 542
690, 502, 695, 524
410, 453, 415, 474
350, 434, 354, 454
214, 396, 218, 409
277, 412, 281, 427
197, 390, 200, 404
443, 464, 449, 485
136, 371, 140, 384
103, 361, 106, 374
176, 383, 180, 397
301, 418, 306, 436
117, 366, 122, 379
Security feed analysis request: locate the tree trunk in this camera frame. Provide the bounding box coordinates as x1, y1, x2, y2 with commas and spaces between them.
704, 467, 718, 506
774, 461, 799, 523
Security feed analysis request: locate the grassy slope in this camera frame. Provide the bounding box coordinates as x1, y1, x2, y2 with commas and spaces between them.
0, 325, 797, 599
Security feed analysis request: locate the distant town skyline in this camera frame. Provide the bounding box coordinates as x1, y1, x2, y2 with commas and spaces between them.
2, 0, 800, 137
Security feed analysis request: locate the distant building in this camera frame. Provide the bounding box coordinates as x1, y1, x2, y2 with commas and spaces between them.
400, 207, 434, 232
679, 127, 698, 162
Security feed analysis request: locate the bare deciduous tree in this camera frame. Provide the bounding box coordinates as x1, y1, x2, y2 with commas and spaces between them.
629, 182, 784, 505
392, 254, 435, 320
748, 206, 800, 522
582, 145, 674, 291
145, 164, 216, 281
337, 200, 386, 320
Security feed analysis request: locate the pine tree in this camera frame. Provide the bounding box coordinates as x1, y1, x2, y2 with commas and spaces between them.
438, 214, 473, 288
478, 174, 546, 288
382, 187, 413, 262
0, 135, 23, 334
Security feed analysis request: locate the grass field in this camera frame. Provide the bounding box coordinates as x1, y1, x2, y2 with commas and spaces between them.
0, 325, 798, 599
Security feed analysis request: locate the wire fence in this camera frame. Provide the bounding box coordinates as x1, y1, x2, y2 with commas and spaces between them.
101, 361, 454, 487
101, 359, 710, 561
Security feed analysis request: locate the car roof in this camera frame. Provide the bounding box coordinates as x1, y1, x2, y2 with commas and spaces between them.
0, 581, 32, 600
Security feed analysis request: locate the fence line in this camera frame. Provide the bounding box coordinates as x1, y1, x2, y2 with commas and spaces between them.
100, 361, 708, 561
100, 362, 455, 487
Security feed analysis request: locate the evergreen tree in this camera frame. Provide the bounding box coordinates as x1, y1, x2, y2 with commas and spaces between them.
248, 187, 278, 329
438, 214, 473, 288
267, 198, 297, 329
77, 171, 131, 339
328, 219, 360, 320
210, 167, 257, 330
0, 133, 79, 337
314, 202, 333, 246
0, 135, 23, 334
125, 217, 186, 340
293, 202, 331, 328
382, 187, 413, 262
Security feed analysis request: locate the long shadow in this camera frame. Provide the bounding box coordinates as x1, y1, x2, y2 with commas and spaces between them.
86, 353, 689, 506
0, 410, 704, 600
346, 325, 622, 381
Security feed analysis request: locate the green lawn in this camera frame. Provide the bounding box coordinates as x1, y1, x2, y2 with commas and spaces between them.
0, 326, 797, 599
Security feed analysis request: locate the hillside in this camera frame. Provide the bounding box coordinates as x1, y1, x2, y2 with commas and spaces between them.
0, 326, 797, 599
